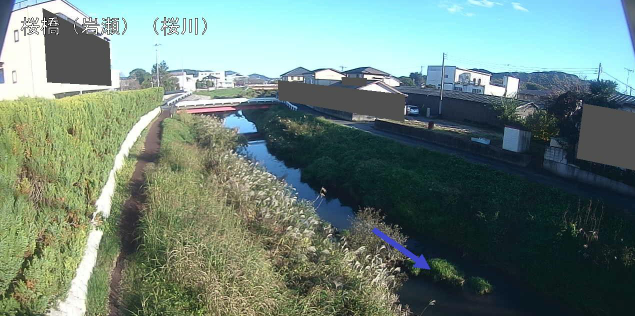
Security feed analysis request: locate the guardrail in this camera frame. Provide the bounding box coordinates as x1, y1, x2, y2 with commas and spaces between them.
284, 101, 298, 111
165, 91, 192, 107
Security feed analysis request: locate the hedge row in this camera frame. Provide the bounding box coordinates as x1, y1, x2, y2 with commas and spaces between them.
0, 88, 162, 314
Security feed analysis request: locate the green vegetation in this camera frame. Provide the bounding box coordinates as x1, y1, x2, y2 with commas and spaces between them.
424, 259, 465, 287
84, 124, 152, 316
0, 88, 162, 314
119, 114, 410, 315
466, 277, 494, 295
194, 87, 259, 99
246, 105, 635, 315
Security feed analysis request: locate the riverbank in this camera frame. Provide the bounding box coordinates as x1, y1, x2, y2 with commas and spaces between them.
117, 114, 411, 315
245, 105, 635, 315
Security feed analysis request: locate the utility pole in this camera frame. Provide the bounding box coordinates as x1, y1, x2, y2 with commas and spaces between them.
154, 42, 162, 87
597, 62, 602, 81
625, 68, 633, 95
339, 66, 346, 72
439, 52, 446, 116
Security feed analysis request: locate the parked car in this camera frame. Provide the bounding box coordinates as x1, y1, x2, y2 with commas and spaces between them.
406, 105, 419, 116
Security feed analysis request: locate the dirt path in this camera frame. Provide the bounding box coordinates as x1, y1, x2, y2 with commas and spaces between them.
107, 111, 170, 316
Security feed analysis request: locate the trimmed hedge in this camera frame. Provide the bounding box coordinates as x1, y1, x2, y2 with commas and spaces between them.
0, 88, 162, 314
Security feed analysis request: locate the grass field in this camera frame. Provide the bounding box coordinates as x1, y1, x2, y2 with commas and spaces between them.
246, 105, 635, 315
194, 87, 257, 99
118, 114, 412, 315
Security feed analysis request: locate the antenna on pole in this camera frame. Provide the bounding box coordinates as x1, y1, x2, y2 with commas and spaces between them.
339, 66, 347, 72
625, 68, 634, 95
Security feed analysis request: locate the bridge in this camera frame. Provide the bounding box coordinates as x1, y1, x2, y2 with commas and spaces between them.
172, 97, 297, 114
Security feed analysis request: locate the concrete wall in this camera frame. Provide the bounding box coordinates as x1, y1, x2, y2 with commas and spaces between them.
374, 119, 532, 166
0, 0, 118, 100
543, 160, 635, 197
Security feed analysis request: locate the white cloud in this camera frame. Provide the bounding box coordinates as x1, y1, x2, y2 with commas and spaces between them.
467, 0, 495, 7
439, 2, 464, 13
511, 2, 529, 12
464, 12, 475, 17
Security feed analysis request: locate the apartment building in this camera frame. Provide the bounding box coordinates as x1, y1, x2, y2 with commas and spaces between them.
0, 0, 120, 100
426, 66, 519, 98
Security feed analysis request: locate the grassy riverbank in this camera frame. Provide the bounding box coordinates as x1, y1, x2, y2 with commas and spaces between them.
118, 114, 411, 315
0, 88, 162, 314
246, 105, 635, 315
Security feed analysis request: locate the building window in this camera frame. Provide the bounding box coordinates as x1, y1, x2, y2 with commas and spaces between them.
12, 70, 17, 83
0, 67, 4, 84
444, 74, 448, 78
454, 87, 462, 91
14, 30, 19, 42
477, 78, 481, 85
472, 89, 481, 94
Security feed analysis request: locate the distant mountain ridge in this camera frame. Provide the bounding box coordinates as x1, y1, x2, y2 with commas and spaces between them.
249, 73, 271, 80
469, 69, 589, 91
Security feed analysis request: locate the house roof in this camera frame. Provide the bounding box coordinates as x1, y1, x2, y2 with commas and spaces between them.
330, 80, 406, 95
303, 68, 344, 75
608, 92, 635, 106
344, 67, 391, 76
397, 87, 532, 105
281, 67, 311, 77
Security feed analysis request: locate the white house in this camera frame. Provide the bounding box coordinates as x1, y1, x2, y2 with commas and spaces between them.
343, 67, 401, 87
0, 0, 120, 100
426, 66, 519, 98
281, 67, 310, 82
303, 68, 346, 85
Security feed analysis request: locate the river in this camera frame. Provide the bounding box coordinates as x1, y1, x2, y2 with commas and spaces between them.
221, 111, 572, 316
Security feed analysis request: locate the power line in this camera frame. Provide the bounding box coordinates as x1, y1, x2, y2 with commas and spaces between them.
602, 71, 635, 91
445, 54, 597, 72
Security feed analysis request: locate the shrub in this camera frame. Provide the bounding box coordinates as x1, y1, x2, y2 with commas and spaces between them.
423, 259, 465, 287
0, 88, 162, 314
466, 277, 493, 295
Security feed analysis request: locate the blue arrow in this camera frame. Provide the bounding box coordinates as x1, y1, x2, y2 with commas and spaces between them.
372, 228, 430, 270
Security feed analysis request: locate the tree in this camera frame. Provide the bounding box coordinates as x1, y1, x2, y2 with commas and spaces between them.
524, 111, 559, 142
409, 72, 425, 87
129, 68, 150, 85
491, 97, 524, 126
151, 60, 179, 92
525, 82, 546, 90
545, 79, 618, 156
398, 77, 415, 86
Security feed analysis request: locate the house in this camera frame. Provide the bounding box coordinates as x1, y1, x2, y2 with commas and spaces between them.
343, 67, 401, 87
307, 78, 406, 121
426, 66, 519, 98
303, 68, 346, 85
397, 86, 535, 126
608, 92, 635, 113
281, 67, 310, 82
0, 0, 120, 100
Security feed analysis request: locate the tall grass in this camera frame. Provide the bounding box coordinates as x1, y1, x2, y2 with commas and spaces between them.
0, 88, 162, 314
246, 105, 635, 315
120, 114, 410, 315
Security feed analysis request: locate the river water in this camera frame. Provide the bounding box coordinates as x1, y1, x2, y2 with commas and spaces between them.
222, 111, 572, 316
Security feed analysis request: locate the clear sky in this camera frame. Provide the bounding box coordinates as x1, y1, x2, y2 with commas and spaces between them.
73, 0, 635, 91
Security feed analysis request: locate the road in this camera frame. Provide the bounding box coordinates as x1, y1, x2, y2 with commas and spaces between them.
294, 104, 635, 214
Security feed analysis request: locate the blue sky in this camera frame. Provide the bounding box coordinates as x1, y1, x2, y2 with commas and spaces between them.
73, 0, 635, 91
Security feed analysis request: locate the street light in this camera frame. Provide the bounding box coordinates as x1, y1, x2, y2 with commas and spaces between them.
154, 42, 162, 87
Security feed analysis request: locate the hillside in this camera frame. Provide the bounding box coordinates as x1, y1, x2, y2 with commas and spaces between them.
470, 69, 589, 91
249, 73, 272, 80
